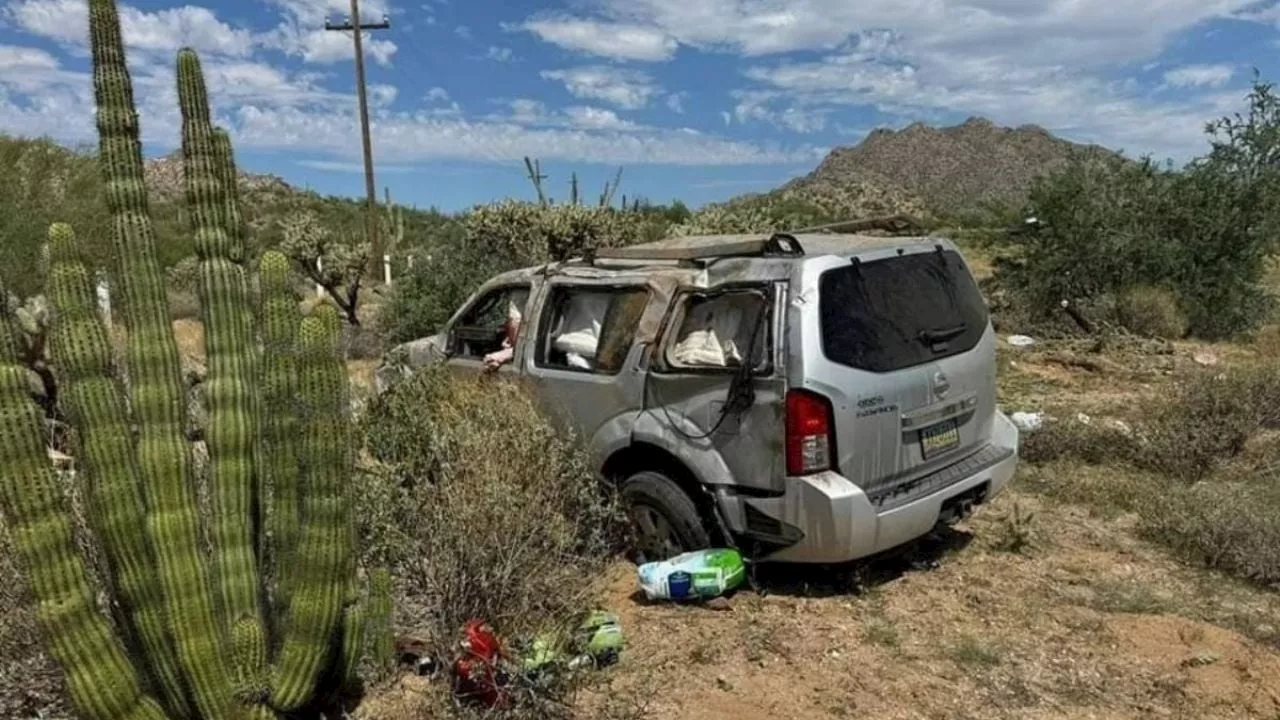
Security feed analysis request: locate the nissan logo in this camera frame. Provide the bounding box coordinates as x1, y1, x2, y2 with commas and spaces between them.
934, 371, 951, 398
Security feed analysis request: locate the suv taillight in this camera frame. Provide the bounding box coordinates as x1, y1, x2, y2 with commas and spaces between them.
786, 389, 834, 476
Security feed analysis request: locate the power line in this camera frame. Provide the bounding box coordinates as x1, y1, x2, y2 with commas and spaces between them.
325, 0, 391, 279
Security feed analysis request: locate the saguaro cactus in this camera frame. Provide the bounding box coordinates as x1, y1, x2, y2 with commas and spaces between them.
0, 2, 381, 719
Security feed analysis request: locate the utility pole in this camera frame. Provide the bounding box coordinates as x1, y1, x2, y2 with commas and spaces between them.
325, 0, 390, 279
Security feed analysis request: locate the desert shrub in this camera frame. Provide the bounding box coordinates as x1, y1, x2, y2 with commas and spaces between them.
167, 289, 201, 320
1019, 416, 1135, 466
359, 366, 625, 714
1022, 365, 1280, 481
343, 323, 387, 360
1138, 474, 1280, 586
996, 77, 1280, 340
0, 136, 108, 298
380, 242, 511, 344
1113, 286, 1188, 339
1133, 366, 1280, 480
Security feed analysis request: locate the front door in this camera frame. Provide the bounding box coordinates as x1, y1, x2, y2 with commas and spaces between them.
640, 282, 789, 495
443, 281, 536, 378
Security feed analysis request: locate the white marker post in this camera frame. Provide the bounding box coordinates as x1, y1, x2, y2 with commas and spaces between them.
95, 276, 112, 329
383, 254, 392, 285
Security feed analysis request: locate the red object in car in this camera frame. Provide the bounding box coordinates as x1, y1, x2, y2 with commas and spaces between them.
452, 619, 508, 708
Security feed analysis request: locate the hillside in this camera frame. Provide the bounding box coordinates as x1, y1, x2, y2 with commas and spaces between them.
0, 135, 453, 296
740, 117, 1118, 223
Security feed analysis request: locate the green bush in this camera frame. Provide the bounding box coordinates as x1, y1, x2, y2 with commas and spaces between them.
359, 367, 624, 716
380, 241, 510, 344
996, 77, 1280, 340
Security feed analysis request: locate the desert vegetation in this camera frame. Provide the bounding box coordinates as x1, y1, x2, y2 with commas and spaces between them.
2, 2, 1280, 718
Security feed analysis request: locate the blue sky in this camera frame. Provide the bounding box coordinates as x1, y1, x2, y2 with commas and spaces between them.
1, 0, 1279, 211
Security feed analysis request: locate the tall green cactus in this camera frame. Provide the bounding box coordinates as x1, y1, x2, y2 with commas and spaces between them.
0, 2, 384, 719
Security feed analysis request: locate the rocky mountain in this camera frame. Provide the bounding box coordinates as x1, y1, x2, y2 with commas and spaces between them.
775, 117, 1117, 221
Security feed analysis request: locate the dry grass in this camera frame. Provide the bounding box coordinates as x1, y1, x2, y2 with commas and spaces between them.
357, 366, 628, 718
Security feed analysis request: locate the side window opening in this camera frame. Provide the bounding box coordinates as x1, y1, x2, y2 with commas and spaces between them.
536, 286, 649, 375
449, 285, 530, 360
665, 289, 771, 372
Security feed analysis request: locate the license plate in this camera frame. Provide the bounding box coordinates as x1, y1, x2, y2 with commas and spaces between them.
920, 418, 960, 459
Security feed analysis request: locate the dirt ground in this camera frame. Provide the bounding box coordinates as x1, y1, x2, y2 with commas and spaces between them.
582, 488, 1280, 720
362, 333, 1280, 720
162, 309, 1280, 720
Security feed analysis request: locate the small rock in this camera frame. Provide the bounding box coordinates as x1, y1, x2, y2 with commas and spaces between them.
1181, 651, 1220, 668
703, 597, 733, 612
1192, 351, 1219, 367
715, 676, 733, 691
1010, 411, 1044, 432
1006, 334, 1036, 348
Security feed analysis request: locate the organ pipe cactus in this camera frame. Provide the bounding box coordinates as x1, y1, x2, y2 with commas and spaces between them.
0, 1, 382, 718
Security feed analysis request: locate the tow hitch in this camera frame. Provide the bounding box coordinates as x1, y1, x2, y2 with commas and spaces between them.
937, 483, 988, 526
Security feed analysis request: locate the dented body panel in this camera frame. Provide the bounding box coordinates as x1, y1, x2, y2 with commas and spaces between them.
376, 232, 1020, 564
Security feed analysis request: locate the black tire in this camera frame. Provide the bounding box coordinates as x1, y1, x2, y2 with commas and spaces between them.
621, 470, 711, 564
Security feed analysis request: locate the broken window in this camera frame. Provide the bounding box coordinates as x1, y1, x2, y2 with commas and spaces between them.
536, 286, 649, 374
665, 289, 771, 371
448, 284, 530, 360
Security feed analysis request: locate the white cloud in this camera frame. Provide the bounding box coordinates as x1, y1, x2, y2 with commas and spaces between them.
6, 0, 396, 65
1163, 64, 1236, 88
533, 0, 1262, 63
563, 106, 638, 131
731, 90, 828, 133
263, 22, 397, 66
455, 25, 472, 40
486, 45, 514, 62
370, 83, 398, 107
518, 16, 677, 61
267, 0, 391, 25
515, 0, 1275, 158
425, 87, 450, 103
540, 66, 661, 110
665, 91, 687, 113
0, 44, 59, 71
8, 0, 255, 56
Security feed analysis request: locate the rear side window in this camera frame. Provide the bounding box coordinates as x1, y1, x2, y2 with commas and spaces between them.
819, 249, 988, 373
535, 286, 649, 374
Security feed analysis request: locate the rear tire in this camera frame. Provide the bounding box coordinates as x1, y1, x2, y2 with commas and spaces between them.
621, 471, 711, 564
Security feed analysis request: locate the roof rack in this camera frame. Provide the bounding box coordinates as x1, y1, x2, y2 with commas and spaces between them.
788, 214, 925, 235
590, 232, 805, 263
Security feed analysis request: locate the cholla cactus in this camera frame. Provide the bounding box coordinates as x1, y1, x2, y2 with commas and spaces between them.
279, 211, 368, 325
466, 199, 646, 265
0, 3, 385, 719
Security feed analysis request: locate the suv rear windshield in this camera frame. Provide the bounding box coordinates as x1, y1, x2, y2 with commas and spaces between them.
819, 249, 988, 373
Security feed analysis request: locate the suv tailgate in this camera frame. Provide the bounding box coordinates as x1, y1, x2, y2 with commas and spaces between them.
791, 243, 997, 506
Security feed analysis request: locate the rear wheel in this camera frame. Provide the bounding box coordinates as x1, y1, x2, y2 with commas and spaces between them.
621, 471, 711, 564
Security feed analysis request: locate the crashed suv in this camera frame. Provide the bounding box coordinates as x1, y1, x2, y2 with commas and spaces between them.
376, 232, 1020, 564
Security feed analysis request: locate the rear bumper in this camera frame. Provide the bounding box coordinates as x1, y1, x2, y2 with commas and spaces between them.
718, 409, 1020, 564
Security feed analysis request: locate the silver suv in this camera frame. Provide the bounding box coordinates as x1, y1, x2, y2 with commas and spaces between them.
377, 232, 1020, 564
